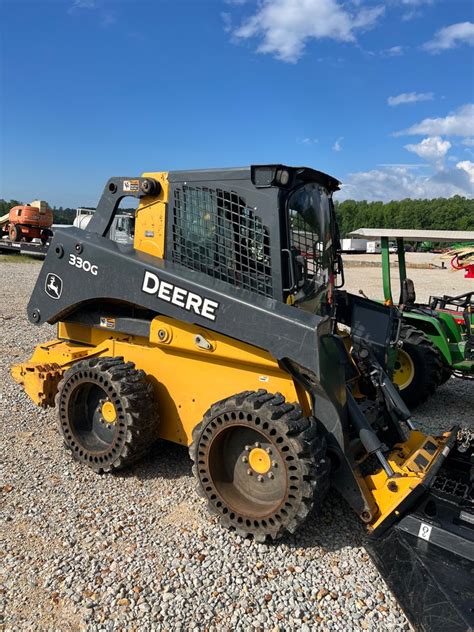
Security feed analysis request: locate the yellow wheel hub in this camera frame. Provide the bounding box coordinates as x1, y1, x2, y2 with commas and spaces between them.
393, 349, 415, 390
101, 401, 117, 424
248, 447, 271, 474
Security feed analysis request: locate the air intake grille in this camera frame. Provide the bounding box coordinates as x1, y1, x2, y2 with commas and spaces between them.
172, 186, 273, 297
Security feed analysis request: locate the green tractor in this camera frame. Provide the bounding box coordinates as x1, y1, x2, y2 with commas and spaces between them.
348, 229, 474, 408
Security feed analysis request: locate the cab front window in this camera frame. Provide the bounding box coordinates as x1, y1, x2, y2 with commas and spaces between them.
287, 182, 335, 312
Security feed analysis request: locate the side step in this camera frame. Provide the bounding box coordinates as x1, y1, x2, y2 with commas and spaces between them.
367, 438, 474, 631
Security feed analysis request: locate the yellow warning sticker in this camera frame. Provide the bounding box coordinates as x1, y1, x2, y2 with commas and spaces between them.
123, 179, 139, 192
99, 317, 116, 329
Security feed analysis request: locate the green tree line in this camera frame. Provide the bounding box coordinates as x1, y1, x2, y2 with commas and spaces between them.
334, 195, 474, 237
2, 196, 473, 233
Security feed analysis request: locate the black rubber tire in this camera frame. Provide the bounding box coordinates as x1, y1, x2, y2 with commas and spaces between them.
396, 325, 443, 408
56, 356, 158, 473
9, 224, 21, 241
189, 389, 329, 542
439, 364, 453, 385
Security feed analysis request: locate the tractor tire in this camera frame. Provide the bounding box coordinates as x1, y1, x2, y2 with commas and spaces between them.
9, 224, 21, 241
56, 356, 158, 473
189, 389, 329, 542
439, 365, 453, 385
394, 325, 443, 408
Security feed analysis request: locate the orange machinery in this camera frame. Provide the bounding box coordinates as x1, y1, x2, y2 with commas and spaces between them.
0, 200, 53, 244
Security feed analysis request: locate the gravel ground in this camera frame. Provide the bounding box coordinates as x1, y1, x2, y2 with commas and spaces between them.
343, 258, 474, 304
1, 259, 473, 631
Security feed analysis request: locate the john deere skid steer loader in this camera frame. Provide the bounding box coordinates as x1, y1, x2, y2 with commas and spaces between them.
12, 166, 473, 630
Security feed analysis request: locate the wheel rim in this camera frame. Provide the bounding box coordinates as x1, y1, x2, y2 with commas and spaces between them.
101, 400, 117, 423
393, 349, 415, 390
206, 424, 287, 520
67, 382, 121, 453
248, 447, 271, 474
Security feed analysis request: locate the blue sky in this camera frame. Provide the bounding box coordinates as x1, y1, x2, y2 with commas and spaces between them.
1, 0, 473, 207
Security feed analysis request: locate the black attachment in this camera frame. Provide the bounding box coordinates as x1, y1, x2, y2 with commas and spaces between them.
367, 430, 474, 631
429, 290, 473, 311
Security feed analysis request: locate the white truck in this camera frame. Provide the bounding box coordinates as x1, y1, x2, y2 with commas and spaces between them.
73, 208, 134, 245
340, 238, 368, 253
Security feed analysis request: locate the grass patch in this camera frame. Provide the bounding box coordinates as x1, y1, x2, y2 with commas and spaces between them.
0, 253, 43, 264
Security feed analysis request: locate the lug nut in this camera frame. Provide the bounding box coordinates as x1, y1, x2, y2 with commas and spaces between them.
265, 447, 272, 455
242, 456, 248, 463
254, 442, 261, 448
244, 445, 251, 452
267, 472, 274, 480
247, 469, 253, 476
271, 461, 278, 468
257, 475, 264, 483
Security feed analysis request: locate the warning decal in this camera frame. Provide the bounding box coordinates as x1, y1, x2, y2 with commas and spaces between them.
417, 522, 432, 542
100, 317, 116, 329
123, 179, 139, 192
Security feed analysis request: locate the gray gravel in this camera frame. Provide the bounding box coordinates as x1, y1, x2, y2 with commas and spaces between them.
1, 259, 473, 631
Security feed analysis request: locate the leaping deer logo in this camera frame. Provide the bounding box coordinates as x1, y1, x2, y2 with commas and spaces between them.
45, 273, 63, 299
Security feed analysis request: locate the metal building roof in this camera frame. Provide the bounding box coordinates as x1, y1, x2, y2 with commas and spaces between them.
347, 228, 474, 243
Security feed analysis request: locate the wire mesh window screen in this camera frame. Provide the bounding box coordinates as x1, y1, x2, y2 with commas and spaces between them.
290, 215, 324, 281
172, 186, 273, 297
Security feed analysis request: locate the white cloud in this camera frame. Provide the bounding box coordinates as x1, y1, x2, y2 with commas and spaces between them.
387, 91, 434, 106
400, 0, 433, 5
423, 22, 474, 53
337, 164, 474, 201
383, 45, 405, 56
222, 12, 232, 33
68, 0, 117, 26
401, 11, 420, 21
404, 136, 451, 166
71, 0, 96, 8
333, 137, 344, 152
395, 104, 474, 137
299, 137, 319, 145
398, 0, 433, 21
462, 138, 474, 147
378, 163, 429, 168
232, 0, 384, 63
456, 161, 474, 184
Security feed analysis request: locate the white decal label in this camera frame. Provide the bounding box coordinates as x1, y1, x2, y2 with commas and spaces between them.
418, 522, 432, 542
45, 273, 63, 300
68, 254, 98, 276
123, 179, 139, 192
100, 317, 115, 329
142, 270, 219, 321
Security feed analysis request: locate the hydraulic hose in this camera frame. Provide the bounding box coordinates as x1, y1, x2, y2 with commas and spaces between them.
346, 388, 395, 478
